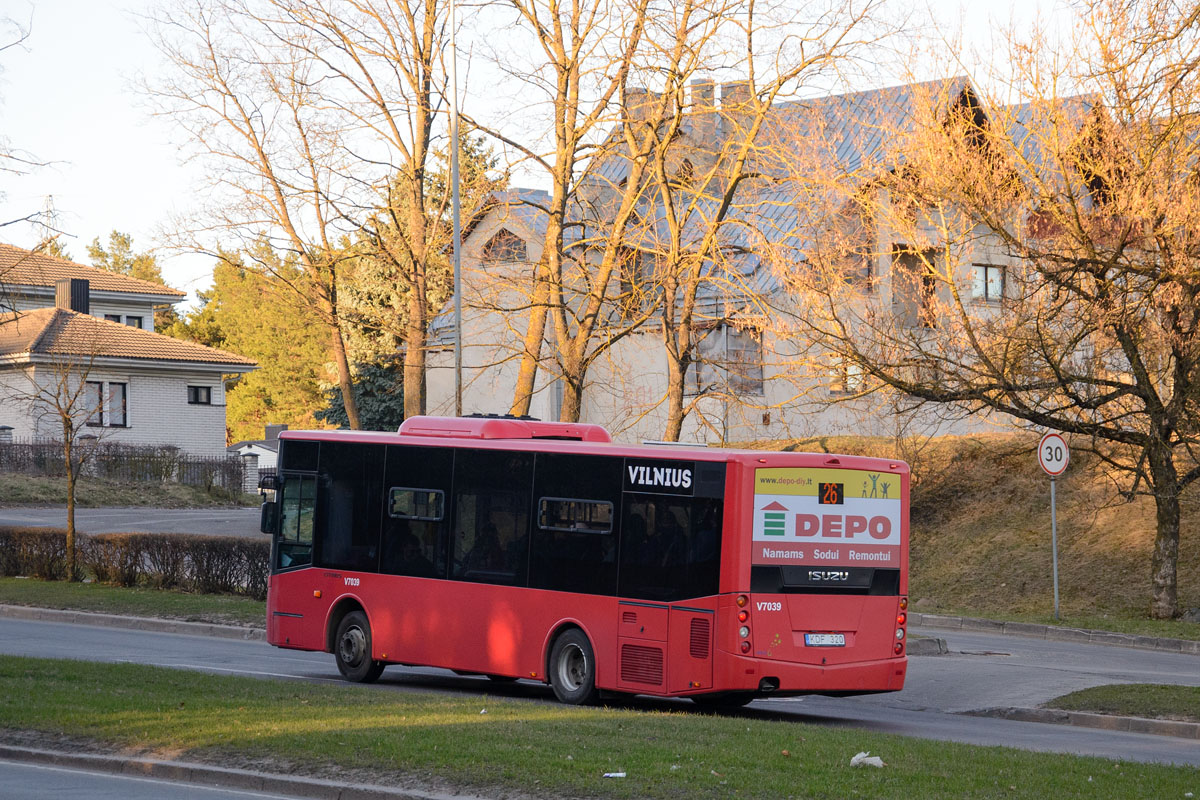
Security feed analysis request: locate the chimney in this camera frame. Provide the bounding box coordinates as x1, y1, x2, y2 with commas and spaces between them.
55, 278, 89, 314
265, 423, 289, 441
623, 86, 656, 128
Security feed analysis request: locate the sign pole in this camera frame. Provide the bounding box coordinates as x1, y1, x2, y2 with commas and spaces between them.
1050, 477, 1059, 621
1037, 431, 1069, 622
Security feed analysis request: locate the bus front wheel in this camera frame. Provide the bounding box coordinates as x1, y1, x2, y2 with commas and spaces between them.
334, 610, 385, 683
549, 629, 599, 705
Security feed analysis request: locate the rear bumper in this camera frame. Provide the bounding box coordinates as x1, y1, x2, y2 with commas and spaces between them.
712, 653, 907, 696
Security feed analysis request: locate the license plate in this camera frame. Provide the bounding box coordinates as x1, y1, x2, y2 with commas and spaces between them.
804, 633, 845, 647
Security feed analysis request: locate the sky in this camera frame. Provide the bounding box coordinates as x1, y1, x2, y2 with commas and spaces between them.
0, 0, 1061, 309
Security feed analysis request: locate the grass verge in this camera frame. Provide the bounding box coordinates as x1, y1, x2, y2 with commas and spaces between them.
0, 578, 264, 627
1045, 684, 1200, 724
0, 655, 1195, 800
0, 474, 255, 507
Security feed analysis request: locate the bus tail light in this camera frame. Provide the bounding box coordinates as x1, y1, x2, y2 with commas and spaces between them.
897, 612, 907, 626
736, 594, 748, 608
740, 641, 751, 654
894, 641, 904, 655
738, 609, 749, 623
899, 597, 908, 611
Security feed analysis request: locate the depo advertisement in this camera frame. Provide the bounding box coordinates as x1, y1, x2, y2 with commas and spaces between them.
752, 468, 903, 568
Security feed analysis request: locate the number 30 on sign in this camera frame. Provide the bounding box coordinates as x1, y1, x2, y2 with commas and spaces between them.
1038, 432, 1069, 476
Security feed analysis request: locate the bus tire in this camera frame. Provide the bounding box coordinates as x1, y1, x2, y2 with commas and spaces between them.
334, 610, 385, 683
549, 629, 599, 705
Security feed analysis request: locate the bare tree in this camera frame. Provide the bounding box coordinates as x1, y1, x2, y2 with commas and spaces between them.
148, 0, 455, 423
633, 0, 883, 441
0, 313, 109, 580
466, 0, 652, 419
781, 0, 1200, 618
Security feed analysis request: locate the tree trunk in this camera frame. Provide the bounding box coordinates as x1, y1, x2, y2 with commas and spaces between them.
560, 375, 583, 422
329, 321, 361, 430
1147, 444, 1180, 619
510, 269, 549, 417
663, 351, 686, 441
404, 290, 427, 420
64, 436, 77, 582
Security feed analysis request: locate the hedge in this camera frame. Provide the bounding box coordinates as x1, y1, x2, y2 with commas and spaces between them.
0, 527, 269, 600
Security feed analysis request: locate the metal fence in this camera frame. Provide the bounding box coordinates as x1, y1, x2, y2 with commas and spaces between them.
0, 438, 245, 491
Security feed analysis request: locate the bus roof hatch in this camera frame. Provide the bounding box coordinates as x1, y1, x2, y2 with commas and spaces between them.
398, 415, 612, 443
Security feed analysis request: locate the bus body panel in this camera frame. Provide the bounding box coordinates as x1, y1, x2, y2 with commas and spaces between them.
264, 418, 910, 699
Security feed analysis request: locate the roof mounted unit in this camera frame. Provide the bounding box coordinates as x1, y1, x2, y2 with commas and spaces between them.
398, 415, 611, 443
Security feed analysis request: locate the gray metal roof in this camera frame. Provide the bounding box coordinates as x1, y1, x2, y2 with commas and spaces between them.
431, 76, 1095, 343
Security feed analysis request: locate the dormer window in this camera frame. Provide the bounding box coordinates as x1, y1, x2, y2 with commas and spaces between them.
482, 229, 527, 262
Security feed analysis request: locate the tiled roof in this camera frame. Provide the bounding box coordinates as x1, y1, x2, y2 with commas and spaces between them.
0, 244, 186, 298
0, 308, 256, 369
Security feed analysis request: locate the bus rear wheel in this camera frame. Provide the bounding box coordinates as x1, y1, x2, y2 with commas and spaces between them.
549, 629, 598, 705
335, 610, 385, 683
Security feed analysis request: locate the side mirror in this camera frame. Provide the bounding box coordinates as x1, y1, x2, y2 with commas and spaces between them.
260, 500, 278, 535
258, 473, 279, 493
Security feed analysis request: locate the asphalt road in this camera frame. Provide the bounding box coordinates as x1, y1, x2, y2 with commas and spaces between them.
0, 759, 316, 800
1, 617, 1198, 767
0, 507, 262, 538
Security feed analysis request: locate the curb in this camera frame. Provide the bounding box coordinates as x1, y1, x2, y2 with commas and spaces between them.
910, 612, 1200, 656
966, 707, 1200, 741
0, 744, 489, 800
0, 604, 265, 641
906, 636, 949, 656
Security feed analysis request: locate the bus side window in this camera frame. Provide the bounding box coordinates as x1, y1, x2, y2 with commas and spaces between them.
451, 450, 533, 586
381, 488, 444, 578
315, 442, 384, 573
277, 474, 314, 570
618, 497, 722, 601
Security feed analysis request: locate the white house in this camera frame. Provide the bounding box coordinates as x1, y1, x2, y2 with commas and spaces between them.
227, 423, 288, 470
426, 78, 1024, 443
0, 245, 256, 456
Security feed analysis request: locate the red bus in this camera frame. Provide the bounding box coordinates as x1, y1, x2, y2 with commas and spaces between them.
260, 415, 909, 705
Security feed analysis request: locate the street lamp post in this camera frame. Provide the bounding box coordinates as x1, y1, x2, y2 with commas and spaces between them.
449, 0, 463, 417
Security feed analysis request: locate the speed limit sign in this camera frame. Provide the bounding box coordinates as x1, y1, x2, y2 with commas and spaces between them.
1038, 432, 1069, 476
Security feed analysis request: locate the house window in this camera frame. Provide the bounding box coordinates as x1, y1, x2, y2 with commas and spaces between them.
617, 247, 652, 319
108, 383, 128, 427
188, 386, 213, 405
482, 229, 526, 262
831, 357, 865, 395
972, 264, 1005, 303
892, 246, 938, 328
85, 381, 104, 426
104, 314, 122, 323
85, 381, 127, 427
690, 326, 764, 396
124, 316, 143, 329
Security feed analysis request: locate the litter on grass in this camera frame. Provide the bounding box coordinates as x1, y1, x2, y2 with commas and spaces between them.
850, 751, 886, 768
602, 772, 626, 778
